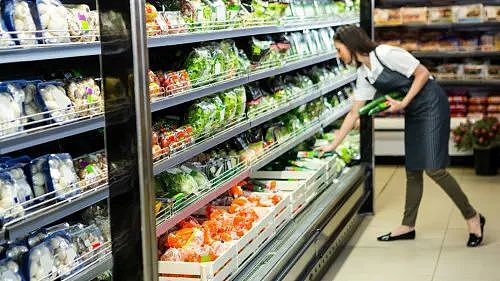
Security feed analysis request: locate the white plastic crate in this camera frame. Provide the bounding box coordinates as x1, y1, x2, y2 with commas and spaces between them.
274, 205, 292, 234
251, 170, 319, 186
158, 242, 238, 281
251, 180, 307, 218
236, 207, 273, 267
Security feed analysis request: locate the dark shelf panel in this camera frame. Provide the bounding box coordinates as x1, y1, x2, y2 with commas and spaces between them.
376, 21, 500, 29
0, 116, 105, 155
437, 79, 500, 86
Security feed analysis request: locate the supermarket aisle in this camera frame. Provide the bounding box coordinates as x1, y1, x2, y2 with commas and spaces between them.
322, 165, 500, 281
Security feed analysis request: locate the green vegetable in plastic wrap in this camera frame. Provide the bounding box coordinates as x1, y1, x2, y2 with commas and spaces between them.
220, 40, 240, 75
186, 100, 217, 135
220, 91, 237, 121
183, 47, 212, 84
189, 169, 210, 188
207, 44, 226, 79
233, 86, 246, 116
210, 96, 226, 128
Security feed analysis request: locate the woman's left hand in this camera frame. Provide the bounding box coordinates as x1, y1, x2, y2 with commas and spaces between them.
385, 96, 408, 113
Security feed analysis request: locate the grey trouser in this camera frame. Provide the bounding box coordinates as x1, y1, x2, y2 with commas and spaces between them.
402, 169, 477, 226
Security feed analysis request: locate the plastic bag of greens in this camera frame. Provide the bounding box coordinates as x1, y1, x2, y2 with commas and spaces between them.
246, 36, 273, 63
206, 43, 226, 79
233, 86, 246, 117
220, 91, 237, 122
237, 49, 251, 72
179, 0, 212, 29
186, 100, 216, 136
202, 0, 226, 27
209, 96, 226, 129
183, 47, 212, 85
220, 39, 240, 76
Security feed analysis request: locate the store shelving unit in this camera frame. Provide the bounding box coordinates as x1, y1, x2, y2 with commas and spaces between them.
375, 21, 500, 29
412, 51, 500, 58
0, 1, 374, 280
437, 79, 500, 87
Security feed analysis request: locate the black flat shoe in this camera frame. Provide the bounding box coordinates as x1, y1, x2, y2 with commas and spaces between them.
377, 230, 416, 241
467, 214, 486, 247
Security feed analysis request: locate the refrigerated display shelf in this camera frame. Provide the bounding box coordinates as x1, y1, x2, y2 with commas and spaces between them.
375, 21, 500, 29
155, 101, 353, 235
234, 165, 365, 281
0, 116, 105, 155
0, 185, 109, 241
150, 51, 339, 112
152, 73, 356, 174
437, 79, 500, 86
0, 18, 357, 65
148, 17, 359, 47
412, 50, 500, 58
64, 250, 113, 281
0, 42, 101, 64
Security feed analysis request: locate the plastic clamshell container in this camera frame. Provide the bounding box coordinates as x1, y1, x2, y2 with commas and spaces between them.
158, 242, 238, 281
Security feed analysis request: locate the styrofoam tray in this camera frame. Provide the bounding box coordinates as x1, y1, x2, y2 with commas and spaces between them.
158, 241, 238, 281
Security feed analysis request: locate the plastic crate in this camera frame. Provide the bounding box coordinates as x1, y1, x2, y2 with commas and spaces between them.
251, 180, 307, 218
158, 242, 238, 281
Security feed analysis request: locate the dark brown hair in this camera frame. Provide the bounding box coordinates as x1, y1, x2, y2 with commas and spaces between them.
334, 25, 378, 65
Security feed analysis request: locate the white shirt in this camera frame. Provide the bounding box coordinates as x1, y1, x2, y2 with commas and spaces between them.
353, 44, 420, 101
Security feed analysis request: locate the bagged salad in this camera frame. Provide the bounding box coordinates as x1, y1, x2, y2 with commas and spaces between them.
1, 0, 40, 46
209, 96, 226, 129
35, 81, 76, 124
186, 100, 216, 136
65, 77, 103, 117
65, 4, 97, 42
220, 91, 237, 122
35, 0, 71, 44
0, 81, 26, 138
183, 47, 212, 85
155, 167, 200, 198
233, 85, 246, 117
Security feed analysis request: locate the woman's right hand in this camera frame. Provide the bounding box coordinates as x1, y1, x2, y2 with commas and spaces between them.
314, 143, 336, 157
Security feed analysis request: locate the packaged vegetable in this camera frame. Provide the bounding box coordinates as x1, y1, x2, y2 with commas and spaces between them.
73, 151, 107, 189
0, 172, 24, 224
0, 258, 23, 281
156, 168, 199, 198
65, 4, 97, 42
206, 44, 226, 79
1, 0, 40, 45
202, 0, 226, 26
186, 100, 216, 135
46, 153, 80, 199
2, 160, 34, 204
220, 91, 237, 122
36, 0, 71, 44
0, 82, 25, 137
35, 81, 76, 124
25, 240, 56, 281
161, 11, 187, 34
29, 155, 50, 201
65, 77, 102, 117
183, 47, 212, 84
23, 80, 43, 123
209, 96, 226, 129
47, 232, 78, 276
0, 18, 16, 47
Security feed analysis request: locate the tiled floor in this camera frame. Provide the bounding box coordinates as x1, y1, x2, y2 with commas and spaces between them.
321, 165, 500, 281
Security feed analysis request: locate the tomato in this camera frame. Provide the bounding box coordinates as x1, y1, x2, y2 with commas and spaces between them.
160, 138, 170, 148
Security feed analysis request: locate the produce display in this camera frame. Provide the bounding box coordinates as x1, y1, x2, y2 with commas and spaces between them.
0, 77, 103, 139
375, 4, 499, 26
0, 0, 98, 48
145, 0, 358, 37
0, 151, 107, 226
0, 202, 110, 281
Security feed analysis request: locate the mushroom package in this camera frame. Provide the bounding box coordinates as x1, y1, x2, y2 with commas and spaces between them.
36, 0, 71, 43
46, 153, 80, 199
0, 81, 26, 138
35, 81, 76, 124
0, 0, 40, 46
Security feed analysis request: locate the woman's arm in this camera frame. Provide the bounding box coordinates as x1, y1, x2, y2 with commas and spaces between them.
316, 100, 365, 153
386, 64, 430, 112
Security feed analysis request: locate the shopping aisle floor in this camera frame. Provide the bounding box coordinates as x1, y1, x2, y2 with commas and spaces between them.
322, 165, 500, 281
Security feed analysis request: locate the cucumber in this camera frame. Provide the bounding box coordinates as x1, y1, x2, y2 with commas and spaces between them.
358, 91, 402, 115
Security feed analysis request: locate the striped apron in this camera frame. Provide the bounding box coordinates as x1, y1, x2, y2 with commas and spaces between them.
368, 51, 450, 170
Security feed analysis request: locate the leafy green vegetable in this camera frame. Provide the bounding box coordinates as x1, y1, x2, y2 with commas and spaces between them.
183, 47, 212, 84
233, 86, 246, 116
220, 91, 237, 121
186, 100, 217, 135
190, 169, 210, 187
210, 96, 226, 129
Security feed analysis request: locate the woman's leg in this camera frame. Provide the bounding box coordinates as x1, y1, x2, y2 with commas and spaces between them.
424, 169, 476, 219
402, 169, 424, 227
425, 169, 482, 237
